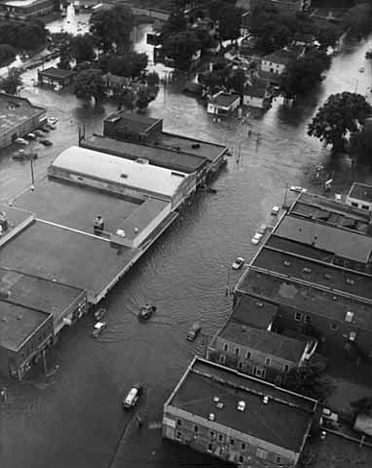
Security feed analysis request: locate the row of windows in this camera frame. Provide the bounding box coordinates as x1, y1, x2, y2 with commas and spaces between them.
19, 327, 51, 360
294, 312, 358, 339
220, 346, 291, 372
350, 201, 370, 210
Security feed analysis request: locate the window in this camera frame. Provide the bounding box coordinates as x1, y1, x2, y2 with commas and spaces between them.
351, 202, 358, 207
176, 431, 182, 440
219, 355, 226, 364
295, 311, 302, 321
330, 323, 339, 331
223, 343, 229, 352
238, 455, 244, 463
218, 434, 223, 442
210, 431, 215, 439
362, 205, 369, 210
194, 425, 198, 433
256, 448, 268, 459
230, 438, 235, 446
265, 357, 271, 366
176, 419, 182, 426
207, 443, 213, 452
245, 351, 251, 360
283, 364, 289, 373
344, 261, 350, 268
304, 314, 311, 324
241, 442, 246, 450
235, 347, 240, 355
255, 368, 265, 378
238, 362, 243, 370
276, 455, 282, 463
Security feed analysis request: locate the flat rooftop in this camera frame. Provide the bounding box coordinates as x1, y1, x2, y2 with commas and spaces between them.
38, 67, 75, 79
0, 301, 50, 352
231, 294, 277, 329
0, 93, 45, 136
104, 111, 161, 134
0, 267, 84, 316
348, 183, 372, 203
220, 321, 306, 363
51, 146, 188, 198
0, 220, 138, 303
210, 92, 240, 107
14, 178, 141, 235
168, 357, 316, 452
156, 131, 227, 163
81, 135, 207, 173
274, 215, 372, 263
252, 246, 372, 301
236, 268, 372, 329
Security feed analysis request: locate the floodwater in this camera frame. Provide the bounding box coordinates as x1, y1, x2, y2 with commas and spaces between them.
0, 12, 372, 468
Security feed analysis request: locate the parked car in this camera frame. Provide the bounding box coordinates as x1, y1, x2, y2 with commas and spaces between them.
187, 321, 201, 341
232, 257, 245, 270
271, 205, 280, 216
92, 321, 107, 338
94, 307, 106, 321
290, 186, 307, 193
251, 232, 263, 245
48, 116, 58, 123
138, 304, 156, 321
122, 383, 142, 409
27, 133, 37, 140
45, 123, 56, 130
34, 129, 45, 137
40, 139, 53, 146
41, 126, 50, 133
14, 137, 29, 146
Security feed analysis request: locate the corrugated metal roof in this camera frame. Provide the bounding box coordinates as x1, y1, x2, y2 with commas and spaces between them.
51, 146, 188, 198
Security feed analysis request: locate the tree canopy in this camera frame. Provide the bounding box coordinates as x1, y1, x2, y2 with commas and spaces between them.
0, 44, 16, 67
74, 69, 106, 102
89, 4, 134, 52
70, 34, 96, 63
108, 51, 148, 78
0, 67, 22, 95
136, 85, 158, 110
342, 3, 372, 38
308, 92, 372, 152
218, 5, 242, 42
163, 31, 200, 70
281, 50, 331, 98
161, 9, 187, 40
0, 19, 47, 50
351, 396, 372, 416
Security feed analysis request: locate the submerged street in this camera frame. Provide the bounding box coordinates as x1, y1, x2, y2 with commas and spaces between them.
0, 9, 372, 468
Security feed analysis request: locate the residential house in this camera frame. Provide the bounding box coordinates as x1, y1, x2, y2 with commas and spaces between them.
346, 183, 372, 212
163, 356, 318, 467
207, 92, 240, 116
261, 48, 299, 76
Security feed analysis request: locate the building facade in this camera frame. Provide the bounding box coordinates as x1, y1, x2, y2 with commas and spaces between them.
346, 183, 372, 211
0, 0, 58, 19
207, 92, 240, 116
163, 357, 318, 467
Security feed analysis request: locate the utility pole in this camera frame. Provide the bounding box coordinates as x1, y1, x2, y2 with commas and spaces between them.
30, 157, 35, 188
42, 348, 47, 376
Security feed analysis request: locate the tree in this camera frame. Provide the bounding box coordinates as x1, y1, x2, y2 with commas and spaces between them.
0, 44, 16, 67
281, 50, 331, 98
349, 119, 372, 167
161, 9, 187, 40
284, 359, 335, 402
351, 396, 372, 416
308, 92, 372, 153
70, 34, 96, 63
136, 85, 158, 110
146, 71, 160, 88
48, 32, 74, 69
255, 20, 294, 53
0, 19, 47, 50
315, 24, 341, 50
108, 51, 148, 78
0, 68, 23, 95
226, 67, 245, 96
218, 5, 242, 42
163, 31, 200, 70
89, 4, 134, 52
74, 69, 106, 102
113, 86, 136, 112
342, 3, 372, 39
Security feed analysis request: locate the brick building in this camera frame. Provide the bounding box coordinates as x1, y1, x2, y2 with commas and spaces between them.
163, 357, 318, 467
103, 111, 163, 144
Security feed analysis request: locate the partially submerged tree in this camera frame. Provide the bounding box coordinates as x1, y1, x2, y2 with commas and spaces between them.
0, 67, 23, 95
74, 69, 105, 102
308, 92, 372, 153
136, 85, 158, 110
351, 396, 372, 416
163, 31, 200, 70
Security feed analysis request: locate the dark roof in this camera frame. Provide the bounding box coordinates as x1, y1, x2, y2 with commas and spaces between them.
244, 85, 266, 98
0, 301, 51, 351
263, 48, 297, 65
236, 268, 372, 329
0, 93, 45, 136
38, 67, 76, 79
232, 295, 277, 329
81, 135, 208, 173
0, 267, 85, 317
274, 215, 372, 263
220, 321, 307, 362
167, 357, 316, 452
104, 111, 162, 134
348, 183, 372, 204
210, 92, 240, 107
252, 246, 372, 301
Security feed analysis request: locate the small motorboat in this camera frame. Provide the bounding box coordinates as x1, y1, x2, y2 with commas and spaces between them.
187, 321, 201, 341
139, 304, 156, 321
94, 307, 106, 321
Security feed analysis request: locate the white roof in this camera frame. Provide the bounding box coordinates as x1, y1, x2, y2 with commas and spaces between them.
52, 146, 188, 198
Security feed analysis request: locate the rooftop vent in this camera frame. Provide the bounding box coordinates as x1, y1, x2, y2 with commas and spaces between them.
135, 158, 149, 165
263, 396, 269, 404
191, 143, 200, 149
284, 261, 291, 267
345, 311, 354, 323
256, 302, 264, 308
208, 413, 215, 421
213, 396, 220, 404
324, 273, 332, 280
302, 267, 312, 274
120, 174, 128, 179
216, 401, 224, 409
345, 278, 354, 285
332, 296, 338, 301
237, 401, 246, 412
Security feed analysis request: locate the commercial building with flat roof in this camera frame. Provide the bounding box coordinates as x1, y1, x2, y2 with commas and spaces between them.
0, 0, 57, 19
0, 93, 46, 148
103, 111, 163, 144
346, 182, 372, 211
0, 301, 53, 380
163, 357, 317, 467
48, 146, 196, 210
